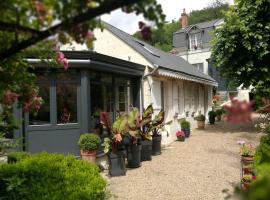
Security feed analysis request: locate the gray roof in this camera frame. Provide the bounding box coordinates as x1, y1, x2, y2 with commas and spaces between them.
174, 19, 221, 34
102, 21, 216, 83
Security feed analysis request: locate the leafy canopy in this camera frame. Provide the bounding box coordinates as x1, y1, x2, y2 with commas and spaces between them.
211, 0, 270, 97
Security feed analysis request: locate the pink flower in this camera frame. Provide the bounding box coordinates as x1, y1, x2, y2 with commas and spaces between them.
252, 176, 256, 180
62, 58, 69, 71
224, 98, 254, 124
56, 51, 69, 70
3, 90, 19, 105
86, 31, 94, 39
176, 130, 185, 137
237, 140, 245, 145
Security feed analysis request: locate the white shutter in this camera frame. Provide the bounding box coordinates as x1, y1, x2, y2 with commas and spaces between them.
151, 80, 162, 112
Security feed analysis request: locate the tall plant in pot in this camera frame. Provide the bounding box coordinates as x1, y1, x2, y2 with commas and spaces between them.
102, 114, 128, 176
151, 110, 172, 156
140, 105, 154, 161
208, 111, 217, 125
126, 107, 143, 168
180, 120, 191, 138
78, 133, 101, 164
194, 114, 206, 129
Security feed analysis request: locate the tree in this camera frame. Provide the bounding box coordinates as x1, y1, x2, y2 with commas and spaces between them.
211, 0, 270, 97
0, 0, 165, 137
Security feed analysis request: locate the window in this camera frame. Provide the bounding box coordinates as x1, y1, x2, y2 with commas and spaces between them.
193, 63, 204, 72
29, 84, 50, 125
189, 33, 202, 50
57, 83, 77, 124
29, 70, 78, 126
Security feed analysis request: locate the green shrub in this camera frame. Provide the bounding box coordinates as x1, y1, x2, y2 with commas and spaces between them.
194, 114, 206, 121
208, 111, 217, 118
264, 123, 270, 135
7, 151, 30, 163
78, 133, 101, 151
180, 120, 190, 129
216, 109, 223, 116
0, 152, 107, 200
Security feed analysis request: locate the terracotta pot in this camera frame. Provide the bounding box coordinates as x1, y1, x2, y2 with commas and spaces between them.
80, 150, 96, 164
197, 120, 205, 129
217, 115, 222, 121
241, 156, 254, 162
241, 180, 251, 190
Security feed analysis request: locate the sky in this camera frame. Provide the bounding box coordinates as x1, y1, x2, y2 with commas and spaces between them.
101, 0, 234, 34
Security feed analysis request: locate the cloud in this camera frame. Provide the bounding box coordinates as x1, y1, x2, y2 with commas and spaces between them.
101, 0, 234, 34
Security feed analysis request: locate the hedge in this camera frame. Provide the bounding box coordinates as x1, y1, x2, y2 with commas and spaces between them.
0, 152, 107, 200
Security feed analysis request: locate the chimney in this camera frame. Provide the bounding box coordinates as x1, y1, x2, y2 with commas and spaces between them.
180, 8, 188, 29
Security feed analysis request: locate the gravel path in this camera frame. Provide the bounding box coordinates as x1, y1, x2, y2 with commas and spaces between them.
106, 115, 263, 200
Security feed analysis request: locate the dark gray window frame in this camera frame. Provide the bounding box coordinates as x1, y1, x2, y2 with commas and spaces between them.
26, 70, 81, 131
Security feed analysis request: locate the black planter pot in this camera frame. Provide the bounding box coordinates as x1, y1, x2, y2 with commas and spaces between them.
181, 128, 190, 138
141, 140, 152, 161
209, 117, 216, 125
108, 150, 126, 177
152, 135, 162, 156
127, 144, 142, 168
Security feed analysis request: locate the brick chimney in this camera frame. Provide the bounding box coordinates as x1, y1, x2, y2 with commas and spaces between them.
180, 8, 188, 29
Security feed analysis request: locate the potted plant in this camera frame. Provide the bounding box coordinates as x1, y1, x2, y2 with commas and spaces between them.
151, 110, 172, 156
194, 114, 206, 129
126, 107, 142, 168
180, 120, 191, 137
102, 114, 128, 176
241, 174, 254, 190
140, 105, 154, 161
176, 130, 185, 142
208, 111, 217, 125
240, 144, 255, 162
216, 109, 223, 121
78, 133, 101, 164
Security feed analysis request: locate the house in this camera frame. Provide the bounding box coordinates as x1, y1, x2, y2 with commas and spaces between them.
91, 21, 217, 144
13, 22, 217, 155
173, 9, 251, 102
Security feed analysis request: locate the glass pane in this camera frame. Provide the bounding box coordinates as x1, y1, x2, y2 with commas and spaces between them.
90, 84, 113, 131
29, 84, 50, 125
90, 72, 112, 84
57, 71, 77, 81
57, 83, 77, 124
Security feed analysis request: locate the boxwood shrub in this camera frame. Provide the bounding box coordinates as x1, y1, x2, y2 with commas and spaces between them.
0, 152, 107, 200
7, 151, 30, 163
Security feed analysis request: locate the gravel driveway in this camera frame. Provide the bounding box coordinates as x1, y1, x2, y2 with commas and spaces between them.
106, 115, 262, 200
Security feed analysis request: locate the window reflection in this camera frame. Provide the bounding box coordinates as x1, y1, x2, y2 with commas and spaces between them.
57, 83, 77, 124
29, 84, 50, 125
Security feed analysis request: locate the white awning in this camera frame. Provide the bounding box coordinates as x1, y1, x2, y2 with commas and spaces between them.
157, 68, 218, 86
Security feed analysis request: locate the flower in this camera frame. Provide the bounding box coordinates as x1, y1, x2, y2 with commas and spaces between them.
3, 90, 19, 105
56, 51, 69, 70
224, 98, 254, 124
237, 140, 245, 145
176, 130, 185, 138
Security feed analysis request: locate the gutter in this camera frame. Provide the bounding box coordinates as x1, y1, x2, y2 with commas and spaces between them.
25, 58, 91, 64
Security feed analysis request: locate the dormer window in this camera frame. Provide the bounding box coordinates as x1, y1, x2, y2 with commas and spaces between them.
189, 33, 202, 50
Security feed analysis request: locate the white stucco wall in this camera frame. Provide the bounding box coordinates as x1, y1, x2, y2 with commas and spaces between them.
93, 29, 152, 67
179, 50, 211, 75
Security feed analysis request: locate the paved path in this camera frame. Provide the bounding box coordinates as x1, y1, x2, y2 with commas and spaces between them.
107, 115, 262, 200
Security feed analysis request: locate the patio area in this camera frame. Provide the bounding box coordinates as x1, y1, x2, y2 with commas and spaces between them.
106, 114, 263, 200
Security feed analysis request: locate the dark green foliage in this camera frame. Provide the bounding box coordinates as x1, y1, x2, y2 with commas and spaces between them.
180, 120, 190, 129
211, 0, 270, 97
216, 109, 223, 116
255, 135, 270, 165
7, 152, 30, 163
208, 111, 217, 118
0, 153, 107, 200
194, 114, 206, 121
78, 133, 101, 151
264, 124, 270, 135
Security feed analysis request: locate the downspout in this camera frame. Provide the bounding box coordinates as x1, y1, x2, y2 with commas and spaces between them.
140, 65, 159, 112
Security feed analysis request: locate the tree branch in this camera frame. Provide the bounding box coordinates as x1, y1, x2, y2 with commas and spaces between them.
0, 0, 141, 60
0, 21, 41, 35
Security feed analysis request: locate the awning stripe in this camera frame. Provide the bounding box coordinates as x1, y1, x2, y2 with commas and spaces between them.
157, 69, 218, 86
